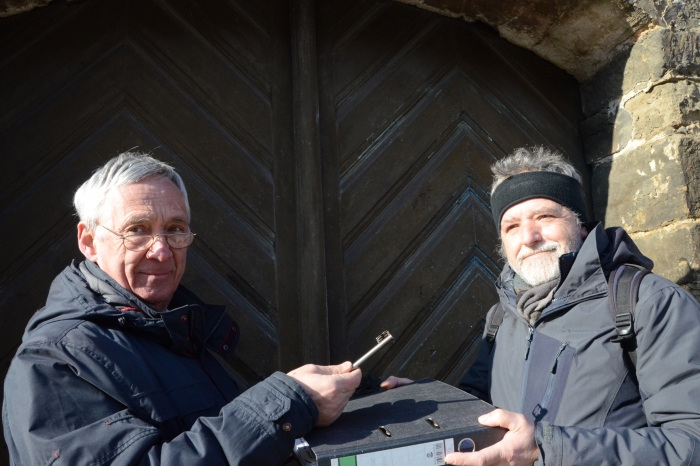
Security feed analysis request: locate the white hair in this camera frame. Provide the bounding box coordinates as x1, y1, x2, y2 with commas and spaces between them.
74, 151, 190, 231
490, 146, 582, 195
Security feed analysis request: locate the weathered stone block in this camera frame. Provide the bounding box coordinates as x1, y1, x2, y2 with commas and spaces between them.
630, 0, 700, 31
662, 30, 700, 76
581, 105, 633, 163
0, 0, 50, 17
582, 28, 700, 118
625, 80, 700, 140
678, 136, 700, 218
514, 0, 643, 81
621, 27, 667, 93
658, 0, 700, 31
631, 222, 700, 289
399, 0, 649, 81
580, 47, 631, 118
581, 27, 669, 119
592, 136, 691, 232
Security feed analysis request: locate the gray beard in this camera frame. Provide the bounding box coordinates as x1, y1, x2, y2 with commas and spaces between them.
509, 234, 583, 287
515, 250, 561, 287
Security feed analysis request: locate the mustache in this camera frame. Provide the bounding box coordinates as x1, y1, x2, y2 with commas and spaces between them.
517, 242, 560, 263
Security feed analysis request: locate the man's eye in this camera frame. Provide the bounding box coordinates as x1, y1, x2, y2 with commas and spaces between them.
168, 226, 186, 233
126, 226, 146, 234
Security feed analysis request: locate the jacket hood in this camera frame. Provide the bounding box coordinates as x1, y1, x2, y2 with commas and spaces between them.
25, 260, 239, 359
497, 223, 654, 306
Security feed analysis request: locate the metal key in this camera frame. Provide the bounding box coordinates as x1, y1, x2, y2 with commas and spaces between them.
352, 331, 394, 369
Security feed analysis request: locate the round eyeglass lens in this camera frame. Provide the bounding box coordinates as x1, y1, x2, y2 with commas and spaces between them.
123, 235, 153, 251
168, 233, 193, 248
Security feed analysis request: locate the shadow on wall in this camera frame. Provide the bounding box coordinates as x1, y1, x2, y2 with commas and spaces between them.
580, 47, 633, 227
582, 30, 700, 301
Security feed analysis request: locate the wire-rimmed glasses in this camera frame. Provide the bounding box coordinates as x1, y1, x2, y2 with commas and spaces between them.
97, 224, 196, 251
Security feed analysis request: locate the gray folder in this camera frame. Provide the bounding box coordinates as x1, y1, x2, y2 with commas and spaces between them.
294, 378, 506, 466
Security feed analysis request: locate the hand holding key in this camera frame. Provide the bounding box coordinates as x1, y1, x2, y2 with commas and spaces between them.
288, 362, 362, 427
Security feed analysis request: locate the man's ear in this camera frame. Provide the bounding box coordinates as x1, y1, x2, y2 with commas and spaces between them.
580, 224, 589, 240
77, 223, 99, 262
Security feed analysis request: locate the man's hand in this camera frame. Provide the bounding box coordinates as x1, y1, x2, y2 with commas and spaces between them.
287, 361, 362, 427
380, 376, 413, 389
444, 409, 539, 466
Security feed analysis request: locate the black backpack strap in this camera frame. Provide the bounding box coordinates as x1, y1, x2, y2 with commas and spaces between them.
485, 302, 506, 349
608, 265, 650, 369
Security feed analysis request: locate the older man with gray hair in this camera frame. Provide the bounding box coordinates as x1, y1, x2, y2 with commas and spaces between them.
447, 147, 700, 466
2, 152, 361, 465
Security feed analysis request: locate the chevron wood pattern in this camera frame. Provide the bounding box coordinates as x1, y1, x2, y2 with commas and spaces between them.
0, 0, 585, 461
317, 0, 585, 384
0, 0, 293, 391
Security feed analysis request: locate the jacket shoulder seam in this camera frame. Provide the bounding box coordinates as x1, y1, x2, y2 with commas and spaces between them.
60, 340, 137, 396
634, 277, 688, 325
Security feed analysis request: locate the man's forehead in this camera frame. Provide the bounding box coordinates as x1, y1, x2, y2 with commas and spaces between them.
107, 179, 182, 201
103, 179, 187, 221
501, 198, 565, 222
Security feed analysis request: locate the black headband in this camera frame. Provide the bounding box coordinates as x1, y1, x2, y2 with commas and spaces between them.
491, 171, 588, 229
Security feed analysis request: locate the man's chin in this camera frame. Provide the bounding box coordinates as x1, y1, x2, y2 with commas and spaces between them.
133, 287, 176, 312
517, 259, 560, 287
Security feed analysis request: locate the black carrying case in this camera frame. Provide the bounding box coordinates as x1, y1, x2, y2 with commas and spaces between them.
295, 378, 506, 466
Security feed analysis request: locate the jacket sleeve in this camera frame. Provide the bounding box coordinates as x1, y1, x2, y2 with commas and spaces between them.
3, 344, 319, 466
535, 283, 700, 466
458, 304, 498, 403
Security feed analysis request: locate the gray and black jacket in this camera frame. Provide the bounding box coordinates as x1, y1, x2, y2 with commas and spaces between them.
460, 224, 700, 465
3, 260, 319, 465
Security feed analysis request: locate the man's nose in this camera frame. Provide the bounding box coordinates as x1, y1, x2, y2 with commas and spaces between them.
146, 235, 173, 260
521, 222, 542, 246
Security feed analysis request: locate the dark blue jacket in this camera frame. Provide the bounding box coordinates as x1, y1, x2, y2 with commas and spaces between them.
2, 260, 318, 465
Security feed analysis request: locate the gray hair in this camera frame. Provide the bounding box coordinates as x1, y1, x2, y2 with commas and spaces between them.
490, 146, 582, 195
74, 151, 190, 231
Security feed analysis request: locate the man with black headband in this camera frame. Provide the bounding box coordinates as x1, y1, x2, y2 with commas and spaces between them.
446, 147, 700, 466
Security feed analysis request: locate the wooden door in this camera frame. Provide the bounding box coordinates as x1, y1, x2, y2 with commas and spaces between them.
316, 1, 586, 383
0, 0, 585, 460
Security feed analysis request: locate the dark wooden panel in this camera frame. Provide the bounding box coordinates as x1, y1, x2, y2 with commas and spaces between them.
129, 0, 274, 167
344, 117, 503, 313
317, 0, 351, 363
336, 19, 451, 169
0, 43, 124, 207
0, 102, 127, 283
269, 0, 301, 371
290, 0, 330, 365
317, 1, 585, 381
0, 0, 126, 133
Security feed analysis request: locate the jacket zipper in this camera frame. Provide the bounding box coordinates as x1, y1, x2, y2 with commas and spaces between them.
524, 326, 534, 360
512, 292, 606, 415
517, 325, 535, 413
540, 342, 569, 411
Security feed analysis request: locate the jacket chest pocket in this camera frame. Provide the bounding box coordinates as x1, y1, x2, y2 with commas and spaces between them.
521, 331, 575, 424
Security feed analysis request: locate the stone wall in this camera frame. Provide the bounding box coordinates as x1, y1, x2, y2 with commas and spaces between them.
583, 3, 700, 300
